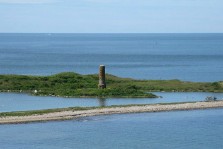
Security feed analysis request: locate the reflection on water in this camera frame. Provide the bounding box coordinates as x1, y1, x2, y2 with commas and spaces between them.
98, 98, 106, 107
0, 92, 223, 112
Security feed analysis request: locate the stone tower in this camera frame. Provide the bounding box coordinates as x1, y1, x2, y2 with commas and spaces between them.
98, 65, 106, 89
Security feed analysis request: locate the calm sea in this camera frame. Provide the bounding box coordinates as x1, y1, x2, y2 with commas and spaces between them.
1, 92, 223, 112
1, 109, 223, 149
1, 33, 223, 149
0, 33, 223, 82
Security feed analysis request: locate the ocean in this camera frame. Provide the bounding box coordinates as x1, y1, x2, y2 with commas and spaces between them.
1, 109, 223, 149
0, 33, 223, 149
0, 33, 223, 82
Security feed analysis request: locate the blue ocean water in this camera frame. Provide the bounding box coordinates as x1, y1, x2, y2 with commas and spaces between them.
1, 33, 223, 149
1, 109, 223, 149
0, 33, 223, 82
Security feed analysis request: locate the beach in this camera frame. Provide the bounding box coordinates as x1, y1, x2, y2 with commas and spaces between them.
1, 101, 223, 124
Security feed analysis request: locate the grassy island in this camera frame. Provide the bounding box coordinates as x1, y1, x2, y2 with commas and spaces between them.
0, 72, 222, 98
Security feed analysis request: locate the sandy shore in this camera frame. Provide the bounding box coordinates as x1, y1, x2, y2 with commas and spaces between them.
1, 101, 223, 124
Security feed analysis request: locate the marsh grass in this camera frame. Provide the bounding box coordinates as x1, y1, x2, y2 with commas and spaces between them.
0, 72, 222, 98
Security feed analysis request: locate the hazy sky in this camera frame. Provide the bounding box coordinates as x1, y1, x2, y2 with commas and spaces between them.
0, 0, 223, 33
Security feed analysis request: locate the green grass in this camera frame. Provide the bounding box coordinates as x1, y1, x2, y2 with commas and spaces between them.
0, 72, 222, 98
0, 107, 93, 117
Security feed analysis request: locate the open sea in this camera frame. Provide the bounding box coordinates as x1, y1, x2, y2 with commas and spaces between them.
0, 33, 223, 148
0, 33, 223, 82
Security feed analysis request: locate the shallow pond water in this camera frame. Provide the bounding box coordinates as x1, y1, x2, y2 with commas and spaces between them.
0, 92, 223, 112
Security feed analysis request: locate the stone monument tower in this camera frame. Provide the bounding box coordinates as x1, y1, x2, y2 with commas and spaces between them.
98, 65, 106, 89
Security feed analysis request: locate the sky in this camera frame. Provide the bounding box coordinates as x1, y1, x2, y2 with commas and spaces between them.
0, 0, 223, 33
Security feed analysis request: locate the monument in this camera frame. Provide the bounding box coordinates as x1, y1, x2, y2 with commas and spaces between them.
98, 65, 106, 89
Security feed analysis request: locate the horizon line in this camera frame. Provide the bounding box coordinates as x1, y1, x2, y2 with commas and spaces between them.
0, 32, 223, 34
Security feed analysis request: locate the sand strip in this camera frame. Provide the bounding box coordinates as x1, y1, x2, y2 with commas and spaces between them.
1, 101, 223, 124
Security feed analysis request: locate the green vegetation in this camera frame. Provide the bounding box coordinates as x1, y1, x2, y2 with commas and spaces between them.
0, 107, 92, 117
0, 72, 222, 98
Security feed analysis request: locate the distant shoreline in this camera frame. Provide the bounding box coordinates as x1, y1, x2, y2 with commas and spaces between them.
1, 101, 223, 124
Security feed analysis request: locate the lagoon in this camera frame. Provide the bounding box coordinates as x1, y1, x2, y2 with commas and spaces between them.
0, 92, 223, 112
